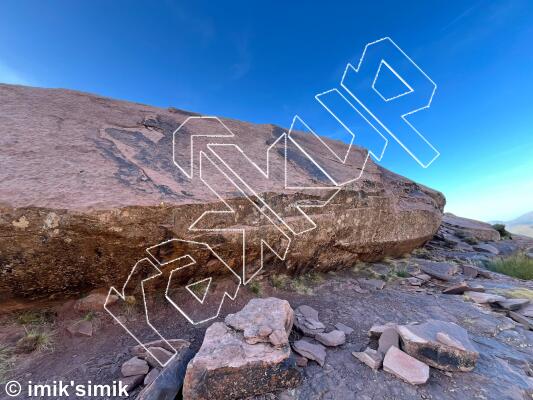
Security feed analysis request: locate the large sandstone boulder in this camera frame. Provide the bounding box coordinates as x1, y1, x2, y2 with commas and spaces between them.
0, 84, 444, 299
182, 298, 300, 399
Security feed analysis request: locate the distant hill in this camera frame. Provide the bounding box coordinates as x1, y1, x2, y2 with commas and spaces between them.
492, 212, 533, 238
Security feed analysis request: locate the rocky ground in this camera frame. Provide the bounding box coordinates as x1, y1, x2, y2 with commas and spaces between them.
1, 215, 532, 400
0, 84, 532, 400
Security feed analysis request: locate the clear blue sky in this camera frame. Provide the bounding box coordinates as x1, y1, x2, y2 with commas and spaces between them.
1, 0, 532, 222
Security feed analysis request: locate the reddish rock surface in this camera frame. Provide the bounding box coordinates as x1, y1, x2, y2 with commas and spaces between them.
383, 346, 429, 385
0, 84, 444, 300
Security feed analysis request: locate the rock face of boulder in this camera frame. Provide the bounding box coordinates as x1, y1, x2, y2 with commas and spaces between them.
182, 298, 300, 399
0, 84, 445, 300
294, 305, 326, 337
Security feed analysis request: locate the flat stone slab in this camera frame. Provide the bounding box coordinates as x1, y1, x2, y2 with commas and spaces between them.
334, 322, 354, 335
143, 368, 160, 386
473, 244, 499, 255
508, 311, 533, 330
496, 299, 530, 311
67, 320, 93, 337
122, 357, 149, 377
397, 319, 478, 371
294, 305, 325, 337
315, 330, 346, 347
131, 338, 190, 357
443, 282, 470, 295
415, 273, 432, 282
465, 291, 506, 304
417, 260, 459, 281
369, 323, 397, 339
292, 340, 326, 366
75, 292, 117, 312
517, 303, 533, 318
383, 346, 429, 385
352, 348, 383, 370
461, 265, 479, 278
467, 284, 485, 292
443, 282, 485, 295
378, 327, 399, 355
144, 346, 173, 368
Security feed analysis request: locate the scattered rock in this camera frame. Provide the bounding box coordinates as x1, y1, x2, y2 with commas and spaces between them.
352, 348, 383, 370
294, 305, 325, 337
418, 260, 458, 281
443, 282, 470, 295
465, 291, 506, 304
315, 330, 346, 347
462, 265, 479, 278
456, 242, 474, 252
496, 299, 530, 311
122, 357, 149, 377
144, 368, 160, 386
75, 292, 117, 312
517, 303, 533, 318
383, 346, 429, 385
67, 320, 93, 337
183, 301, 301, 400
144, 346, 174, 368
357, 278, 385, 290
473, 267, 493, 279
292, 340, 326, 366
473, 244, 499, 255
508, 311, 533, 330
441, 233, 461, 247
378, 327, 399, 355
120, 374, 145, 392
467, 284, 485, 292
334, 322, 354, 335
369, 323, 397, 339
397, 319, 478, 371
295, 355, 308, 367
225, 297, 293, 347
415, 273, 432, 282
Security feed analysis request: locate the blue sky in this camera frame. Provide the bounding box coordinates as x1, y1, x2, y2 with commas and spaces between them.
0, 0, 532, 222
